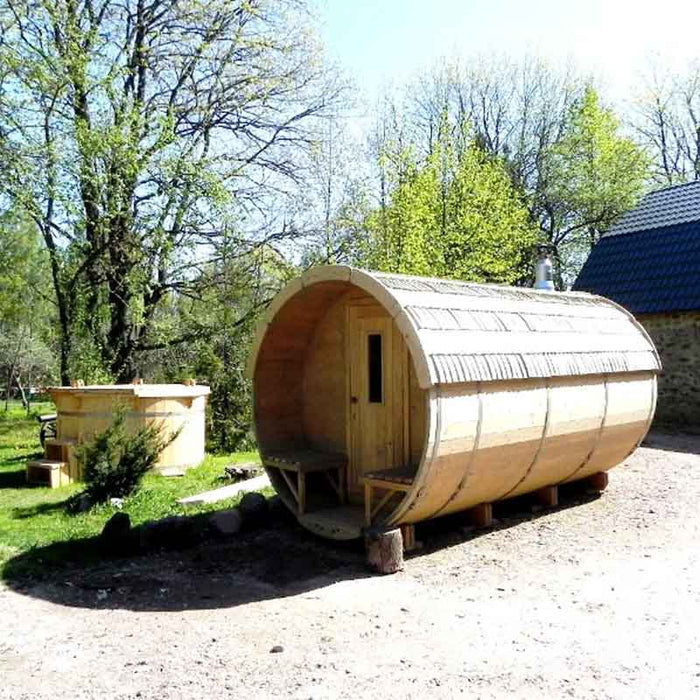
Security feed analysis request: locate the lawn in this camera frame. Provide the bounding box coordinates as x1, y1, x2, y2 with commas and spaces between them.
0, 401, 262, 578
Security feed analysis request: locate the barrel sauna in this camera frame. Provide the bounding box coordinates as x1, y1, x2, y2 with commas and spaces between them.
33, 384, 210, 485
248, 266, 660, 540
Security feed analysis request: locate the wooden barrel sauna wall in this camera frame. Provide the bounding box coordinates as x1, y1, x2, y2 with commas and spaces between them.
248, 266, 660, 540
47, 384, 210, 479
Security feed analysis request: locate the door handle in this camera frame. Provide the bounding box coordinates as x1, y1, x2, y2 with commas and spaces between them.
350, 396, 358, 404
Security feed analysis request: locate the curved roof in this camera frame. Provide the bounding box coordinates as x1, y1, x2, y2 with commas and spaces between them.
248, 266, 661, 389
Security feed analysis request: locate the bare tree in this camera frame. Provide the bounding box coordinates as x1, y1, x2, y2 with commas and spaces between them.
633, 60, 700, 184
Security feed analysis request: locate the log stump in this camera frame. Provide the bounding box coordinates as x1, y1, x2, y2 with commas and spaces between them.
365, 527, 404, 575
587, 471, 609, 492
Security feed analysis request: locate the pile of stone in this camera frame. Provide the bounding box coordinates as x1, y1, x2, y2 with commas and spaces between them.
99, 491, 287, 556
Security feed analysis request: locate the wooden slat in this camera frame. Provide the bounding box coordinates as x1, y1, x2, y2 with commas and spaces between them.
277, 467, 299, 504
370, 489, 395, 520
264, 450, 347, 473
363, 466, 416, 486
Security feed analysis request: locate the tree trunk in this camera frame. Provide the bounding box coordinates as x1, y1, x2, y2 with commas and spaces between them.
15, 375, 28, 411
5, 365, 14, 411
551, 244, 565, 291
59, 328, 71, 386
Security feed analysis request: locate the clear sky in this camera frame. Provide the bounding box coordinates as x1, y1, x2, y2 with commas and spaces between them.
317, 0, 700, 106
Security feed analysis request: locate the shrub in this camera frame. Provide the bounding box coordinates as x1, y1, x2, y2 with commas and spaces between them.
77, 407, 171, 503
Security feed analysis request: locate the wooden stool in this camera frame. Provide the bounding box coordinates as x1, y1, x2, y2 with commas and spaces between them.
363, 466, 416, 527
264, 450, 347, 515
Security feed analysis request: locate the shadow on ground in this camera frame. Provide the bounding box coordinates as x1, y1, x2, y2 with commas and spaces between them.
2, 518, 370, 613
11, 499, 68, 519
643, 430, 700, 456
2, 452, 42, 465
1, 482, 602, 613
0, 469, 33, 489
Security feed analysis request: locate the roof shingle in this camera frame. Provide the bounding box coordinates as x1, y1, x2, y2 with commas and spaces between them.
606, 180, 700, 236
574, 220, 700, 314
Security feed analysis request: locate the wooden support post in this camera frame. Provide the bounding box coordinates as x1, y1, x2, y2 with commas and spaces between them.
278, 468, 299, 506
587, 471, 609, 492
400, 524, 417, 553
338, 468, 346, 504
467, 502, 493, 528
371, 490, 394, 521
297, 472, 306, 515
535, 485, 558, 508
364, 482, 372, 527
365, 527, 404, 575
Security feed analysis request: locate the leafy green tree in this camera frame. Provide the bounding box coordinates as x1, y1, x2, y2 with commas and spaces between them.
0, 0, 340, 382
395, 60, 650, 285
142, 246, 295, 452
359, 123, 536, 284
544, 87, 650, 284
0, 210, 56, 408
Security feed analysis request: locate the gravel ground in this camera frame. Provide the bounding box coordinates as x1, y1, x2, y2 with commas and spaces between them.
2, 430, 700, 699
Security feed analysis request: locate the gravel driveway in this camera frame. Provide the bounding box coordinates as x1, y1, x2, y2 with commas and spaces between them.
2, 430, 700, 699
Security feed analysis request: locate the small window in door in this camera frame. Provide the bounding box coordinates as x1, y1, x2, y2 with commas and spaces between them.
368, 333, 383, 403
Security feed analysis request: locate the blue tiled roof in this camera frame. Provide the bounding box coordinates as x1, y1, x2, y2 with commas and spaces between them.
574, 220, 700, 314
607, 180, 700, 236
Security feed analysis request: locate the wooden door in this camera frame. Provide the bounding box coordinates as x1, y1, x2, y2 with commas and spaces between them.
347, 305, 405, 500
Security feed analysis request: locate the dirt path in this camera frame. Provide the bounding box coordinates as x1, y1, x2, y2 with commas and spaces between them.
2, 431, 700, 699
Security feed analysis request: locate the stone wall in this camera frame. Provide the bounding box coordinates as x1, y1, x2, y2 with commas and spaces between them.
638, 311, 700, 430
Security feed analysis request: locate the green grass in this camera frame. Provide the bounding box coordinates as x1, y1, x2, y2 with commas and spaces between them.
0, 401, 264, 576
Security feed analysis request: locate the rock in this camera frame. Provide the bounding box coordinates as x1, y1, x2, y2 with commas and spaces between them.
268, 495, 295, 522
72, 492, 93, 513
239, 491, 269, 526
100, 512, 131, 554
208, 508, 243, 536
137, 515, 201, 550
270, 645, 284, 654
224, 463, 260, 481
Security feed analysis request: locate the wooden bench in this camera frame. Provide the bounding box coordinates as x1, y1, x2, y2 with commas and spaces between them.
36, 413, 57, 447
363, 466, 416, 527
263, 450, 347, 515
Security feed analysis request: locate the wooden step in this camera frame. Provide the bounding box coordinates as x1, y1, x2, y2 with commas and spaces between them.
26, 459, 71, 488
44, 438, 76, 462
299, 505, 364, 541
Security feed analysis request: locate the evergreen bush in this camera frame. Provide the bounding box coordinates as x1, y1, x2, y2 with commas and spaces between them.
77, 407, 170, 503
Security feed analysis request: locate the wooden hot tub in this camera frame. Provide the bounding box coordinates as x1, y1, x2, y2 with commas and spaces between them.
27, 384, 210, 486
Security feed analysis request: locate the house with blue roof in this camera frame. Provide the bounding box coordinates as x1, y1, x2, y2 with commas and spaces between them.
574, 180, 700, 428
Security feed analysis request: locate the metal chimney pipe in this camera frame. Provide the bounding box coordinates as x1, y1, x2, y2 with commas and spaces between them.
534, 248, 555, 291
